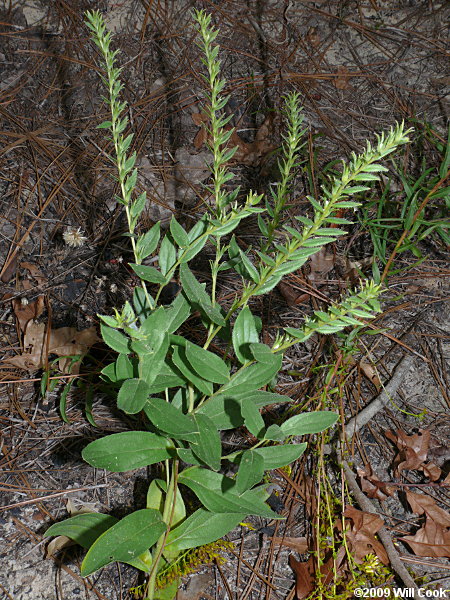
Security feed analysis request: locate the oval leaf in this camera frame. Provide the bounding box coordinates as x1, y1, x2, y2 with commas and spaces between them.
82, 432, 174, 472
117, 378, 151, 414
81, 509, 166, 576
280, 411, 338, 437
45, 513, 118, 549
185, 341, 229, 384
232, 306, 260, 364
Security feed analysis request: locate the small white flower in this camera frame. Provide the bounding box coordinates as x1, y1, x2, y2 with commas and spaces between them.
63, 227, 88, 248
110, 283, 118, 293
21, 297, 29, 306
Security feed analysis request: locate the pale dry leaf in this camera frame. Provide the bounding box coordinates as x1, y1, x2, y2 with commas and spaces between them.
308, 247, 334, 282
358, 359, 381, 390
334, 66, 352, 90
12, 295, 44, 331
271, 536, 309, 552
2, 321, 99, 373
20, 261, 47, 286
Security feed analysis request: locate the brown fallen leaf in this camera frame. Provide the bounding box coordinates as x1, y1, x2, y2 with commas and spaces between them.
20, 261, 47, 286
271, 536, 309, 553
308, 247, 335, 282
3, 320, 99, 374
357, 466, 396, 501
12, 295, 45, 332
334, 66, 353, 90
385, 429, 442, 481
400, 491, 450, 558
289, 555, 315, 600
358, 359, 381, 390
401, 518, 450, 558
343, 505, 389, 565
191, 112, 277, 166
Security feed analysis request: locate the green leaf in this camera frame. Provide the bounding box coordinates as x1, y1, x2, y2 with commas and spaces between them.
146, 359, 185, 393
45, 513, 118, 548
82, 432, 174, 472
178, 467, 281, 519
117, 378, 151, 414
241, 400, 265, 438
249, 343, 274, 364
232, 306, 260, 364
170, 216, 189, 247
227, 443, 307, 470
166, 293, 191, 333
221, 354, 282, 396
144, 397, 198, 441
171, 346, 213, 396
165, 508, 244, 552
185, 341, 229, 384
136, 222, 160, 260
129, 263, 166, 284
100, 324, 130, 354
188, 414, 222, 471
179, 263, 225, 326
280, 411, 338, 437
146, 479, 185, 528
235, 450, 265, 494
138, 334, 170, 387
196, 391, 290, 430
81, 509, 166, 576
159, 233, 177, 276
263, 424, 286, 442
131, 192, 147, 220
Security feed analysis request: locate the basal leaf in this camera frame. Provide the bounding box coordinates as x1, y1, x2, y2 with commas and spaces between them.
220, 354, 282, 396
144, 397, 198, 441
100, 324, 130, 354
196, 391, 290, 430
165, 508, 244, 552
171, 346, 213, 396
45, 513, 118, 549
227, 443, 307, 470
187, 414, 222, 471
235, 450, 265, 494
117, 378, 151, 414
185, 341, 229, 384
82, 432, 174, 472
280, 411, 338, 437
178, 467, 281, 519
232, 306, 260, 364
81, 509, 166, 576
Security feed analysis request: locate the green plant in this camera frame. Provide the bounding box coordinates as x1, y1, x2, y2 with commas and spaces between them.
359, 122, 449, 281
44, 10, 411, 599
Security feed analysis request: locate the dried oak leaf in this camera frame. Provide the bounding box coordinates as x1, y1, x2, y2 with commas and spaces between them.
400, 491, 450, 558
3, 320, 99, 374
12, 295, 45, 332
270, 536, 309, 553
357, 466, 396, 501
191, 112, 277, 165
308, 247, 335, 282
343, 505, 389, 565
385, 429, 441, 481
289, 555, 316, 600
20, 261, 47, 286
